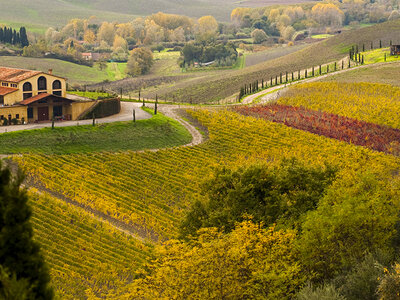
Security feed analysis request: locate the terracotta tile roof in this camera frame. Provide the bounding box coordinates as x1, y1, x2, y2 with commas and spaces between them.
0, 67, 42, 83
19, 93, 51, 105
0, 86, 18, 96
20, 93, 74, 105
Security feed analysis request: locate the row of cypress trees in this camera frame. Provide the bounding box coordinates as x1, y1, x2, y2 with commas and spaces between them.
0, 26, 29, 47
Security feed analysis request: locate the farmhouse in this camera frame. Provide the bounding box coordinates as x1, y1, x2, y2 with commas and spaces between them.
0, 67, 94, 124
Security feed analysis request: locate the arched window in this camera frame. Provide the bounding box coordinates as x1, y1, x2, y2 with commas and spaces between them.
37, 76, 47, 91
52, 80, 61, 90
23, 82, 32, 91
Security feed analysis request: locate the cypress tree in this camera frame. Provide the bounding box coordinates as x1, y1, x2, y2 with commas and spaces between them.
342, 60, 344, 70
270, 77, 273, 86
371, 41, 373, 49
0, 163, 53, 299
363, 44, 365, 52
19, 27, 29, 47
380, 40, 382, 48
319, 65, 322, 75
305, 69, 307, 78
312, 66, 314, 77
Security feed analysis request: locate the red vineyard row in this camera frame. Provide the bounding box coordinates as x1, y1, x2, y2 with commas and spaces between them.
235, 104, 400, 155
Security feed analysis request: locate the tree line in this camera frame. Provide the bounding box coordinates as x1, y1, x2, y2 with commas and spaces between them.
0, 26, 29, 47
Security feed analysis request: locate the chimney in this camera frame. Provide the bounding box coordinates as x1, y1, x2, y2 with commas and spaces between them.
48, 69, 53, 75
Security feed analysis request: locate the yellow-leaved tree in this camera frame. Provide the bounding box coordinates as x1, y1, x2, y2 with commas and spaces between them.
128, 220, 305, 299
196, 15, 218, 43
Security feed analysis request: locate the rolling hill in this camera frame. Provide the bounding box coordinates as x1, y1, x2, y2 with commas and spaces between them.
0, 0, 312, 30
148, 19, 400, 103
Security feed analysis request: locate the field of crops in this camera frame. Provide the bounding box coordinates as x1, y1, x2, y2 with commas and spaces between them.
16, 110, 400, 245
235, 104, 400, 154
29, 190, 152, 298
278, 82, 400, 129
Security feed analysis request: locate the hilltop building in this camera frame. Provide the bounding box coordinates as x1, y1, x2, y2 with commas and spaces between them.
0, 67, 94, 123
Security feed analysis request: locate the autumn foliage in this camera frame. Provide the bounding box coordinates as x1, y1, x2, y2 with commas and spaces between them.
235, 104, 400, 155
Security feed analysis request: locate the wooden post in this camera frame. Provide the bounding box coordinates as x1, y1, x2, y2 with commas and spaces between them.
154, 95, 158, 115
51, 114, 55, 130
133, 109, 136, 122
92, 113, 95, 126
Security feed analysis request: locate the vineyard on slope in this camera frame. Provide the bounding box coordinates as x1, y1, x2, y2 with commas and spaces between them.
235, 104, 400, 155
16, 110, 400, 243
278, 82, 400, 129
28, 190, 153, 298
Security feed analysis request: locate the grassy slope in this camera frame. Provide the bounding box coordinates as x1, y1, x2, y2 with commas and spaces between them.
0, 0, 293, 27
321, 61, 400, 87
0, 56, 129, 84
0, 56, 109, 84
0, 0, 136, 29
0, 111, 192, 154
159, 19, 400, 103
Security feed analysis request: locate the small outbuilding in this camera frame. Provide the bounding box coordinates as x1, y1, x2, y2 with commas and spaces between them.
390, 45, 400, 55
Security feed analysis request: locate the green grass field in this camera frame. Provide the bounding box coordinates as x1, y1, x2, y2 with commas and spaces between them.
359, 47, 400, 64
0, 56, 130, 84
106, 62, 127, 80
0, 110, 191, 154
311, 34, 334, 39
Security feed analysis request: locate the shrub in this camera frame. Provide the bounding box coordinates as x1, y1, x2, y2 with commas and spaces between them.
377, 263, 400, 299
297, 283, 345, 300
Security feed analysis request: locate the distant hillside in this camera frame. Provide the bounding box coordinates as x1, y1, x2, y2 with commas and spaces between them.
155, 19, 400, 103
0, 0, 312, 29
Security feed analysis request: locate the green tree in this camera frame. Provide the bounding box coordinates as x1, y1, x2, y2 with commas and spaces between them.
299, 171, 400, 281
0, 163, 53, 299
251, 28, 268, 44
180, 159, 336, 238
126, 47, 153, 76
